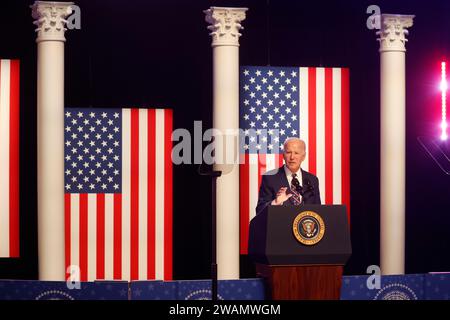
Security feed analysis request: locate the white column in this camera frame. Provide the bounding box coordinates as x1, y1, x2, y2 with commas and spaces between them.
376, 14, 414, 275
32, 1, 74, 281
204, 7, 247, 280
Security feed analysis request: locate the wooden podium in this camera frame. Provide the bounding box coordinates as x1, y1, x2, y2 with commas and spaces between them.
248, 205, 351, 300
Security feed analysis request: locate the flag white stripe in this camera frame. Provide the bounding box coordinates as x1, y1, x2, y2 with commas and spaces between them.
249, 154, 259, 221
332, 68, 343, 204
138, 109, 148, 280
104, 194, 114, 279
155, 109, 165, 280
315, 68, 326, 201
299, 67, 309, 172
0, 60, 10, 257
121, 109, 131, 281
70, 194, 80, 275
87, 194, 97, 281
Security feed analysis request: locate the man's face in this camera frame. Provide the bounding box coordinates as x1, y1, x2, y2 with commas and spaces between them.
283, 140, 306, 173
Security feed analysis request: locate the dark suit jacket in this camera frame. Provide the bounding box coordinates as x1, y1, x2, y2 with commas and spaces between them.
255, 166, 321, 215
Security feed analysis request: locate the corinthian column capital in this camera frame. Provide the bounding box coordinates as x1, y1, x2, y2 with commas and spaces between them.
204, 7, 247, 47
31, 1, 74, 42
377, 14, 414, 52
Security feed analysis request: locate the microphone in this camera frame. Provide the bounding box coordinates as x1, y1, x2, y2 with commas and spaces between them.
290, 176, 314, 197
197, 163, 222, 177
303, 178, 315, 195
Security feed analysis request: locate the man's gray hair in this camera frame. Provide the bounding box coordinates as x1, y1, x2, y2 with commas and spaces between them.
283, 137, 306, 150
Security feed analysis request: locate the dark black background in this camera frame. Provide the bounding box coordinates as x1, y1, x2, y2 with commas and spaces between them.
0, 0, 449, 280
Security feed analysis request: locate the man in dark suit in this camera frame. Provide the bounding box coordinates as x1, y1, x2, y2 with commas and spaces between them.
256, 137, 321, 215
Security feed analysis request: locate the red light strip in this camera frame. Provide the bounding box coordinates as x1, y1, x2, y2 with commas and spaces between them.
441, 62, 448, 140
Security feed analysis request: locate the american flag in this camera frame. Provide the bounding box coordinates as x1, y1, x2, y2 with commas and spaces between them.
64, 108, 172, 281
0, 59, 20, 258
239, 66, 350, 254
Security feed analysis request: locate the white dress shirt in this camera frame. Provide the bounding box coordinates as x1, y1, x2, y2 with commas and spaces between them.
284, 165, 303, 189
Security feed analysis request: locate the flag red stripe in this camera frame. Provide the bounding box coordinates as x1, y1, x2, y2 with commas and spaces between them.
325, 68, 333, 205
164, 109, 173, 280
341, 68, 351, 223
239, 154, 250, 254
130, 109, 139, 280
64, 193, 71, 279
113, 193, 122, 279
8, 60, 19, 257
308, 68, 317, 174
0, 61, 2, 256
79, 193, 88, 282
96, 194, 105, 279
279, 154, 284, 171
147, 109, 156, 279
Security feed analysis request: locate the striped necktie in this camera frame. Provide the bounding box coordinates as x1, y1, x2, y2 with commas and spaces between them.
290, 173, 302, 205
